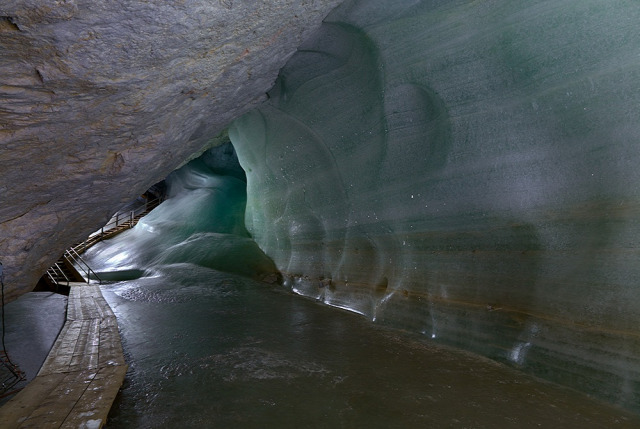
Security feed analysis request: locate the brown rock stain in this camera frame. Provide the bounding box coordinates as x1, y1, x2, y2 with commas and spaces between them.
101, 151, 125, 175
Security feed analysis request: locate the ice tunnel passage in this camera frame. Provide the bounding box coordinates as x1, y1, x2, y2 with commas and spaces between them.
85, 142, 279, 284
1, 0, 640, 422
225, 0, 640, 414
80, 140, 640, 426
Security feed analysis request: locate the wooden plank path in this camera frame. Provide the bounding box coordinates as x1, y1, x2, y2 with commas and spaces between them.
0, 284, 127, 428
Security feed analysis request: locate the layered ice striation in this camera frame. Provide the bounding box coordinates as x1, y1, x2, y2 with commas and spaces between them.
84, 143, 278, 282
230, 0, 640, 412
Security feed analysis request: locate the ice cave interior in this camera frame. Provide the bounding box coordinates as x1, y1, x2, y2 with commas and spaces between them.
1, 0, 639, 421
226, 0, 640, 412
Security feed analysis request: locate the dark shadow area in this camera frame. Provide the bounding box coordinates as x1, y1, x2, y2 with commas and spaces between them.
0, 292, 67, 405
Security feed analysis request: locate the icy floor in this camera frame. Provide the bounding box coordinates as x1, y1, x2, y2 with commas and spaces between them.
0, 292, 67, 404
100, 264, 640, 428
0, 292, 67, 380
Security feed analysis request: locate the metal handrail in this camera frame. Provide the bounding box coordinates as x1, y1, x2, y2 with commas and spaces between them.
46, 272, 56, 285
47, 263, 69, 286
92, 196, 162, 238
64, 248, 102, 284
54, 263, 69, 284
42, 195, 162, 291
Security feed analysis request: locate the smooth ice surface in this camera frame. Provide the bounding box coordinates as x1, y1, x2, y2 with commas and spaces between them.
0, 291, 67, 402
229, 0, 640, 412
80, 144, 639, 426
99, 268, 640, 428
84, 143, 277, 282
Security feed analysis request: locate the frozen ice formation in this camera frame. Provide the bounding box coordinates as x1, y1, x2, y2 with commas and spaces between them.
230, 0, 640, 412
84, 143, 278, 282
0, 0, 341, 300
2, 0, 640, 414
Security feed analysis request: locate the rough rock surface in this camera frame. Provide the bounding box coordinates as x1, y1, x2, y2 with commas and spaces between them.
0, 0, 341, 301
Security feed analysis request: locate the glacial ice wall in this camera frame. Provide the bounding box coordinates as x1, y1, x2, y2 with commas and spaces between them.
84, 143, 278, 282
230, 0, 640, 411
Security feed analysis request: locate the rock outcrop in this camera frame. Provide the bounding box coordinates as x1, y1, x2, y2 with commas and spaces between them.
0, 0, 341, 301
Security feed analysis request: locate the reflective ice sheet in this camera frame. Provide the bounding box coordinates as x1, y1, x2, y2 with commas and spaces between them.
101, 266, 639, 428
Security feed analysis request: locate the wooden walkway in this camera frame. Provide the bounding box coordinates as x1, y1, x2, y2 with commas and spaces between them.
0, 284, 127, 428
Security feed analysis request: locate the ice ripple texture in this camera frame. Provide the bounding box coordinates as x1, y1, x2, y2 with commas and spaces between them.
229, 0, 640, 412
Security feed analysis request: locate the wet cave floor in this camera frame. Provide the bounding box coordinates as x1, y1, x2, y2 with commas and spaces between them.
100, 264, 640, 428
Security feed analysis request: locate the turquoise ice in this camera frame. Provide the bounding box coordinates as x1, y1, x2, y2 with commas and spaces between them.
230, 0, 640, 411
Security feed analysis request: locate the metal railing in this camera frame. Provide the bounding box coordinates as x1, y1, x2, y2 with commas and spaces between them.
46, 263, 69, 287
64, 248, 102, 284
43, 195, 163, 290
91, 196, 162, 239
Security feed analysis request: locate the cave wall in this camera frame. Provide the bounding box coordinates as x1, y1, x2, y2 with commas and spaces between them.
229, 0, 640, 411
0, 0, 341, 301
